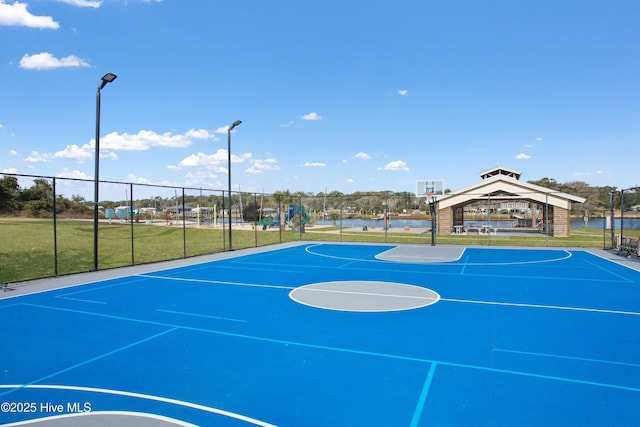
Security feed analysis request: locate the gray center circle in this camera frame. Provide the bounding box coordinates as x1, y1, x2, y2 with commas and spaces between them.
289, 281, 440, 312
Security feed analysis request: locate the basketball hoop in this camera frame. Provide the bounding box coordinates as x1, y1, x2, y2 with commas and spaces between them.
416, 179, 444, 200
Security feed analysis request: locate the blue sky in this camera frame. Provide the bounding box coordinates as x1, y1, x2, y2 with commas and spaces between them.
1, 0, 638, 201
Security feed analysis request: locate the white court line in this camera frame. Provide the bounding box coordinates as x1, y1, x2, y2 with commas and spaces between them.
136, 274, 295, 290
0, 384, 276, 427
47, 276, 155, 303
55, 296, 107, 304
294, 287, 440, 301
156, 309, 247, 323
1, 411, 199, 427
304, 244, 388, 263
439, 249, 573, 266
493, 348, 640, 369
442, 297, 640, 316
306, 244, 574, 266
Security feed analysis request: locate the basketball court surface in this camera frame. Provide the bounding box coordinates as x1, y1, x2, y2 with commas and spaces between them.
1, 242, 639, 426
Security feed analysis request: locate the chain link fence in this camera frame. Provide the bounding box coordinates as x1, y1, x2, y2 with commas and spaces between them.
2, 173, 636, 283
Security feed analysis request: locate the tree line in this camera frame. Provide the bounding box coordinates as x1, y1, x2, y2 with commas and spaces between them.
0, 174, 638, 219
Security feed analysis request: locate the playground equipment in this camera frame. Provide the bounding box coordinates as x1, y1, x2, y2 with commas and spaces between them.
286, 204, 311, 231
253, 204, 311, 231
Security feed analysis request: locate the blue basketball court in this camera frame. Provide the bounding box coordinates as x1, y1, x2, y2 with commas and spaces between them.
1, 243, 639, 426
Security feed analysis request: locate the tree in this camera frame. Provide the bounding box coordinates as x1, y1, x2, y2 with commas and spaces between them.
527, 177, 558, 189
596, 186, 617, 210
20, 179, 53, 216
242, 202, 261, 222
20, 179, 53, 202
0, 176, 20, 212
327, 211, 340, 225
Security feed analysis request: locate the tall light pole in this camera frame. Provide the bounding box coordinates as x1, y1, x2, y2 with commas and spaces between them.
94, 72, 117, 271
227, 120, 242, 250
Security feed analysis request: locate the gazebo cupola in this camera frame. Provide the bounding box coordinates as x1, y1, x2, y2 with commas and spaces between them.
479, 166, 522, 181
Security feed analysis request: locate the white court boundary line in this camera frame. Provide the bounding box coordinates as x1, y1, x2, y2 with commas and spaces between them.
137, 265, 637, 316
1, 411, 198, 427
442, 297, 640, 316
291, 286, 441, 301
0, 384, 276, 427
156, 309, 247, 323
493, 348, 640, 369
305, 244, 574, 266
136, 274, 295, 290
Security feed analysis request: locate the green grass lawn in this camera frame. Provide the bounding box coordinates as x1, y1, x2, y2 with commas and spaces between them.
1, 218, 635, 284
0, 219, 297, 283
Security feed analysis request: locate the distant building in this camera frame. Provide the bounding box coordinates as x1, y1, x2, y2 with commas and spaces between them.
139, 207, 161, 215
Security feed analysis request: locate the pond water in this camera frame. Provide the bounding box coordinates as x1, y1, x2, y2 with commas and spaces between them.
314, 218, 431, 228
570, 218, 640, 229
312, 218, 640, 229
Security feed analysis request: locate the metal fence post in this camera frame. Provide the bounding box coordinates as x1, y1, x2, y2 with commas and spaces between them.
130, 183, 135, 265
181, 188, 187, 258
53, 177, 58, 276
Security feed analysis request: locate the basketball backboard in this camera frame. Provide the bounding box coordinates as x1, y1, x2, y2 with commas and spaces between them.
416, 179, 445, 198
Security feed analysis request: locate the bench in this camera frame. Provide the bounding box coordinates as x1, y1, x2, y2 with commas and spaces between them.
618, 237, 639, 258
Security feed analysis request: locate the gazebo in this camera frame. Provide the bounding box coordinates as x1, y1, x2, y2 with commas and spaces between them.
435, 166, 585, 237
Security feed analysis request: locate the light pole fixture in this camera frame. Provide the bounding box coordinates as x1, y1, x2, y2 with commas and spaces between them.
227, 120, 242, 251
94, 72, 117, 271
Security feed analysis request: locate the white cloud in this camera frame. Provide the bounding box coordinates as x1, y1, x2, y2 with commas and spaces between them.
214, 124, 243, 134
515, 153, 531, 160
24, 151, 52, 163
175, 151, 224, 168
185, 128, 217, 140
302, 162, 326, 167
26, 129, 212, 166
536, 137, 542, 141
183, 170, 218, 182
381, 160, 409, 172
245, 158, 280, 175
57, 0, 102, 7
346, 178, 354, 183
354, 152, 371, 160
19, 52, 89, 70
398, 89, 408, 96
100, 130, 193, 150
54, 144, 92, 161
126, 173, 153, 184
301, 112, 321, 121
0, 123, 4, 129
10, 149, 18, 156
0, 1, 59, 29
56, 169, 91, 180
280, 120, 294, 127
172, 149, 252, 172
2, 168, 18, 174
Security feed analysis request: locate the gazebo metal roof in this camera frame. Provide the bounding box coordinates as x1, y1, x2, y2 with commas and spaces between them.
438, 167, 586, 210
